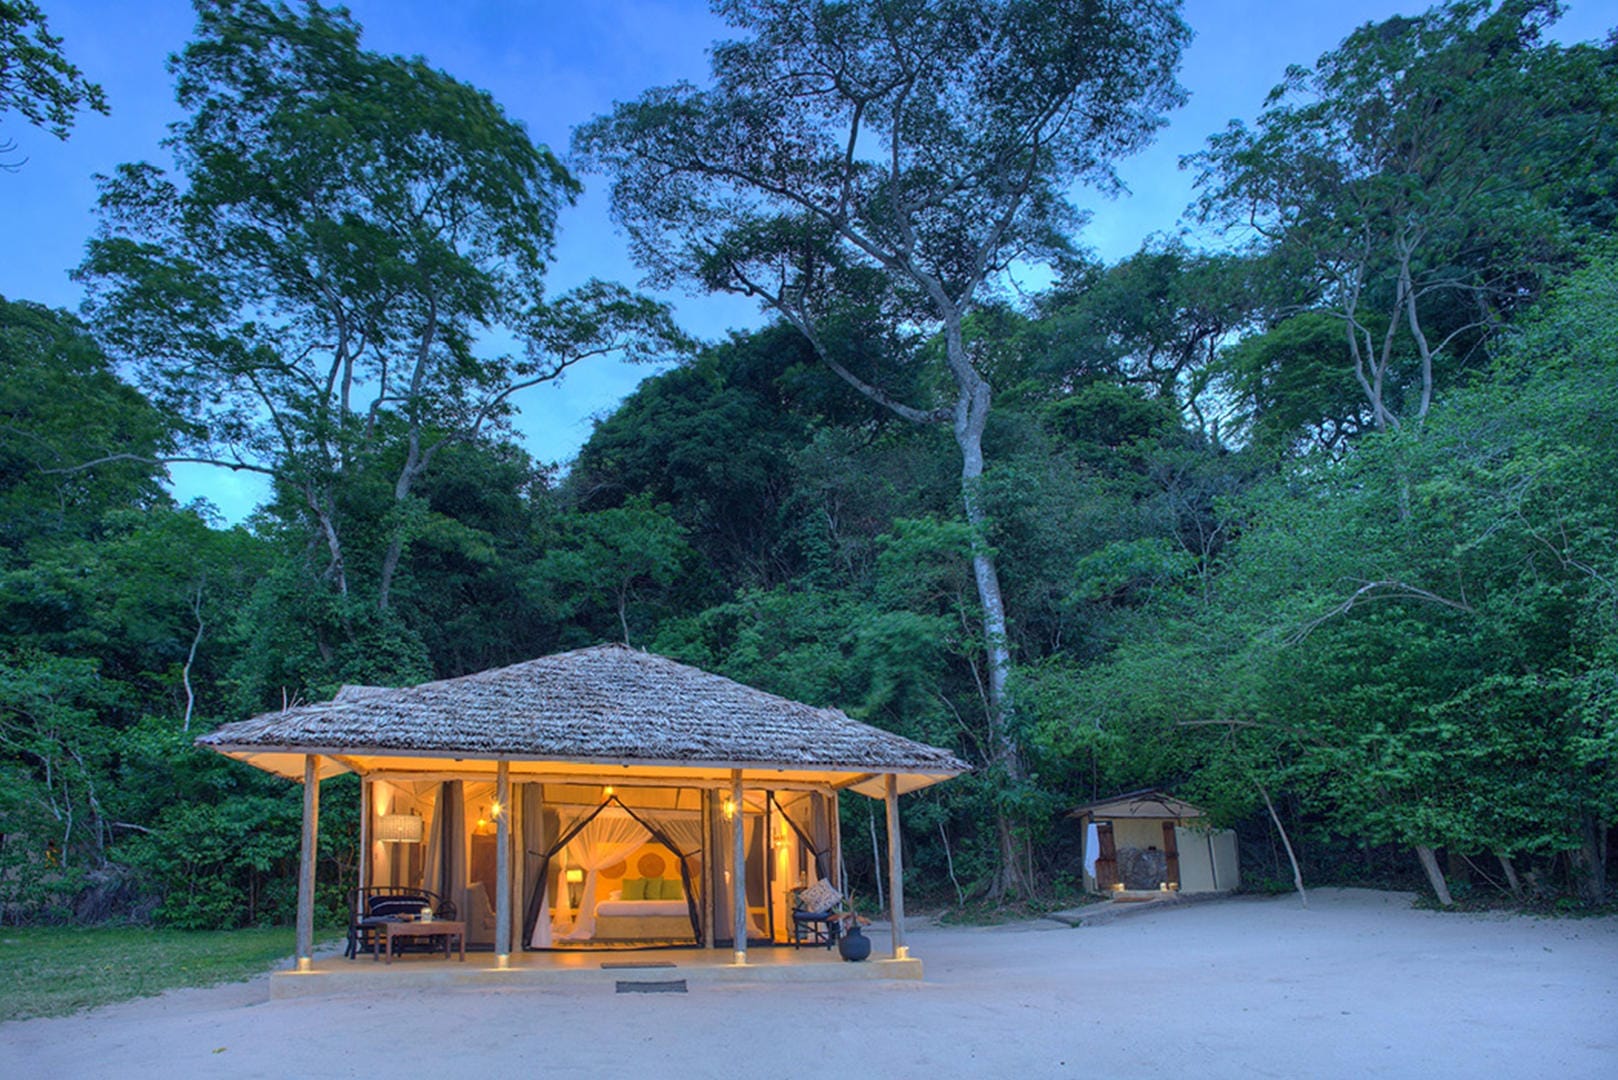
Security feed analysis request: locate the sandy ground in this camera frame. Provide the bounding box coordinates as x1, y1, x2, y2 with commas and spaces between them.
3, 888, 1615, 1079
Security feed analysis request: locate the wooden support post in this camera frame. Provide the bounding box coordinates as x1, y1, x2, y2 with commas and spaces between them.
702, 789, 716, 949
357, 776, 371, 893
495, 759, 511, 966
830, 791, 844, 895
884, 773, 907, 960
731, 769, 747, 965
296, 754, 321, 972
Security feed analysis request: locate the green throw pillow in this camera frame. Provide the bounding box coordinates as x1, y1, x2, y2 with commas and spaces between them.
659, 877, 684, 901
622, 877, 649, 901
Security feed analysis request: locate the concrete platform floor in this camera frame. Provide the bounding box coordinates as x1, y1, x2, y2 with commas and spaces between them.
272, 939, 921, 998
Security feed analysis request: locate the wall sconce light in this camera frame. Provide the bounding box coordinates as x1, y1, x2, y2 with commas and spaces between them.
603, 785, 614, 798
721, 795, 736, 821
376, 811, 424, 844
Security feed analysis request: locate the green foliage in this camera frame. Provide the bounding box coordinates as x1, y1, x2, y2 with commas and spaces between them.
0, 297, 172, 548
114, 718, 357, 929
6, 0, 1618, 929
79, 0, 682, 635
0, 0, 107, 161
1219, 312, 1367, 456
1063, 249, 1618, 903
530, 496, 697, 647
1192, 0, 1606, 443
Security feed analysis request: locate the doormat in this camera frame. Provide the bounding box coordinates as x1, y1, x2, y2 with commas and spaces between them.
616, 979, 687, 994
601, 961, 677, 969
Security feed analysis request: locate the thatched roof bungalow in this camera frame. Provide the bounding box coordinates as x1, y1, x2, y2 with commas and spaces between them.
199, 644, 967, 972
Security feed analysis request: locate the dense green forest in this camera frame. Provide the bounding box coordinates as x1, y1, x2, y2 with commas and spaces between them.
3, 0, 1615, 928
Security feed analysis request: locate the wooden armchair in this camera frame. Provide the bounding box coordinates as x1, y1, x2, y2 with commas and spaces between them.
344, 886, 453, 959
788, 879, 843, 950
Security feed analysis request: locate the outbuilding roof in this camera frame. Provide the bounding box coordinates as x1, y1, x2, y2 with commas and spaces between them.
1066, 788, 1207, 821
198, 643, 968, 796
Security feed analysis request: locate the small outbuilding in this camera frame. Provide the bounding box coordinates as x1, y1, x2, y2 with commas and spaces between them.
1068, 789, 1239, 895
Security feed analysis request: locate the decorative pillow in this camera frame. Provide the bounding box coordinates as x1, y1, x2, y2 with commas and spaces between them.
659, 877, 684, 901
369, 895, 428, 919
621, 877, 649, 901
797, 878, 840, 913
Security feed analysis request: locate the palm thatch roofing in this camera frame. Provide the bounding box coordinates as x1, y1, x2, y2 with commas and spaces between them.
198, 644, 968, 795
1067, 788, 1207, 821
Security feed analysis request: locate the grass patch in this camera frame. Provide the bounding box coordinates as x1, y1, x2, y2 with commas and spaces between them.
0, 925, 305, 1022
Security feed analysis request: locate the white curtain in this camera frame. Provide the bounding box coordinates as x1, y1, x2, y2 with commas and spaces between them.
656, 815, 703, 858
530, 786, 563, 945
421, 782, 462, 909
557, 808, 652, 941
529, 803, 590, 949
653, 815, 703, 901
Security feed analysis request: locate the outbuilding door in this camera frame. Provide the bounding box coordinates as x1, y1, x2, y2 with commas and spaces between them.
1094, 821, 1118, 889
1161, 821, 1181, 888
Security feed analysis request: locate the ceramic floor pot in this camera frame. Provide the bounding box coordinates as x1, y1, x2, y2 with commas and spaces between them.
838, 923, 871, 962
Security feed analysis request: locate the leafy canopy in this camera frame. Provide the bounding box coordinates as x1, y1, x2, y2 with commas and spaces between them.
0, 0, 107, 165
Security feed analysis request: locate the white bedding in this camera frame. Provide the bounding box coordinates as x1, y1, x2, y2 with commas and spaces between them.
596, 898, 689, 918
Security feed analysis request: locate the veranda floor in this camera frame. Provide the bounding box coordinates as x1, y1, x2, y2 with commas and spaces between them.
272, 939, 920, 999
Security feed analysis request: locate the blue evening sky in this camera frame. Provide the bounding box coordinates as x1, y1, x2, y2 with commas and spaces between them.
4, 1, 1612, 522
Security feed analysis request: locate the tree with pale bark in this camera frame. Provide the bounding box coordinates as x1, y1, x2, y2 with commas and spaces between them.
576, 0, 1189, 897
1190, 0, 1584, 440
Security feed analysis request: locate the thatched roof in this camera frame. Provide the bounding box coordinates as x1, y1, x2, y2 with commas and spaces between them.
1067, 788, 1206, 821
198, 644, 967, 791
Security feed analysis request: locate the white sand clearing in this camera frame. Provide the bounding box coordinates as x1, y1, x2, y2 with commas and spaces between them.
3, 888, 1614, 1079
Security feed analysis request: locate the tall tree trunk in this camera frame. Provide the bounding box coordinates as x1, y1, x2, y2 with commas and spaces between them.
939, 818, 965, 908
1572, 814, 1608, 905
378, 297, 440, 613
951, 359, 1033, 900
1256, 779, 1307, 909
308, 484, 349, 599
1495, 852, 1524, 902
791, 298, 1033, 899
181, 585, 204, 733
1415, 844, 1454, 906
866, 801, 885, 915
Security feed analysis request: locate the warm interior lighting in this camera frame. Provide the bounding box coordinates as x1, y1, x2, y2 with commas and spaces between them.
603, 785, 614, 798
721, 796, 736, 821
565, 868, 585, 884
490, 799, 502, 817
376, 812, 424, 844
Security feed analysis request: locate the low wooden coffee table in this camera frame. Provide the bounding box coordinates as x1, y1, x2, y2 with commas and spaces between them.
377, 919, 466, 963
